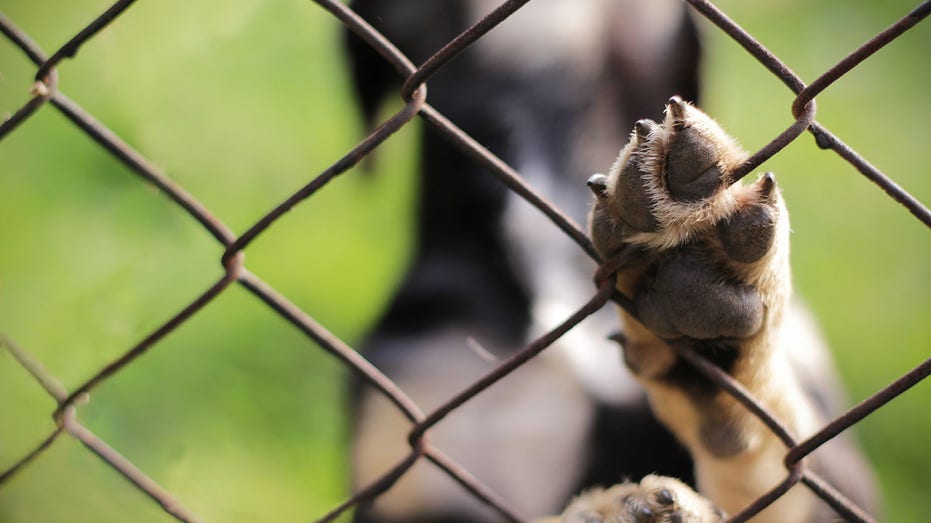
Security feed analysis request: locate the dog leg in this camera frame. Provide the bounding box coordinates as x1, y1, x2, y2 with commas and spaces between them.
587, 97, 821, 522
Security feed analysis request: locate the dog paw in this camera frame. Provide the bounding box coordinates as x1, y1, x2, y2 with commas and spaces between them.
585, 97, 820, 521
588, 96, 789, 346
559, 475, 726, 523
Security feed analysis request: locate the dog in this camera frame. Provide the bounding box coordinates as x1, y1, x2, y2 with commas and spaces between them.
342, 1, 876, 521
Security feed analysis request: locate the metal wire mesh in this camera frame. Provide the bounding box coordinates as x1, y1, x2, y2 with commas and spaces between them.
1, 1, 929, 522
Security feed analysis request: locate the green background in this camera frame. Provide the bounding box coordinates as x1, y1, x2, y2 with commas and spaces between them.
0, 0, 928, 521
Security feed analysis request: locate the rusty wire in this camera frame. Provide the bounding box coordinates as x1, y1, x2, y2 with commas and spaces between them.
1, 1, 930, 522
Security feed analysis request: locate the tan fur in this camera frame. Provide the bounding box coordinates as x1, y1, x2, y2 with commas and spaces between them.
549, 474, 724, 523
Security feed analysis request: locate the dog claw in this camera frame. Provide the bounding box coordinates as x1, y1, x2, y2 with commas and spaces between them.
635, 119, 658, 140
587, 173, 609, 199
758, 172, 776, 200
655, 489, 675, 506
666, 95, 687, 121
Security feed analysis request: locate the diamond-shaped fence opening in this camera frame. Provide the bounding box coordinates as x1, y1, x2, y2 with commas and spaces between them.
1, 1, 929, 522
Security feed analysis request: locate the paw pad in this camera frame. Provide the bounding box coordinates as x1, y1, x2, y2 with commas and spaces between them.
716, 173, 777, 264
635, 247, 764, 340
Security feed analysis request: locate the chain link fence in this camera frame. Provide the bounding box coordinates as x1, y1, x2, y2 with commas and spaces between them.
1, 0, 929, 522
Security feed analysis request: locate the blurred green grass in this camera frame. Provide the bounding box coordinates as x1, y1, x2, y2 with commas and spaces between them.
0, 0, 928, 522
